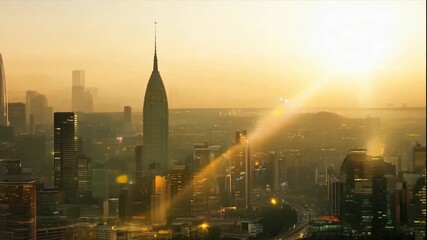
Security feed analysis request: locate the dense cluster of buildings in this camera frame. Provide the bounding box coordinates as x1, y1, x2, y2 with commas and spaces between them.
316, 147, 426, 240
0, 30, 425, 240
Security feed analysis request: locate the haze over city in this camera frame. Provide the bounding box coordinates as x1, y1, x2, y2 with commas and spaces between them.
0, 1, 425, 111
0, 1, 426, 240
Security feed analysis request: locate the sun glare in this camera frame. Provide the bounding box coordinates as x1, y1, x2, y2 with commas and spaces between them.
310, 3, 396, 76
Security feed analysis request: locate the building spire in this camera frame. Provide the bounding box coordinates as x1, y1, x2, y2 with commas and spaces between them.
153, 21, 158, 72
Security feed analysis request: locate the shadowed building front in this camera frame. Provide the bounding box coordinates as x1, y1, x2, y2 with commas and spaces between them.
142, 30, 169, 176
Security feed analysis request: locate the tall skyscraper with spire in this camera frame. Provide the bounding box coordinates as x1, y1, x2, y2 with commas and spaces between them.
143, 23, 169, 176
0, 54, 8, 126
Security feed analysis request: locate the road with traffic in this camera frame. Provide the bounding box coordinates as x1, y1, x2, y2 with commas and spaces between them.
273, 194, 315, 240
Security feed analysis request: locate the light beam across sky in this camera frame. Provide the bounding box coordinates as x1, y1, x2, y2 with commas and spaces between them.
0, 1, 424, 111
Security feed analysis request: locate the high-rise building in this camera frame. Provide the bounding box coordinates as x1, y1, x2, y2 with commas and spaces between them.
151, 175, 169, 225
72, 70, 93, 113
273, 154, 286, 192
0, 181, 36, 240
193, 143, 210, 171
119, 187, 129, 221
412, 142, 426, 175
142, 28, 169, 176
0, 54, 8, 126
339, 149, 397, 239
15, 134, 46, 173
92, 168, 108, 200
54, 112, 81, 203
191, 142, 219, 216
166, 165, 191, 217
412, 176, 426, 240
77, 156, 92, 202
124, 106, 132, 127
25, 90, 53, 131
230, 130, 251, 209
133, 144, 152, 215
328, 178, 340, 216
134, 145, 144, 201
8, 102, 26, 134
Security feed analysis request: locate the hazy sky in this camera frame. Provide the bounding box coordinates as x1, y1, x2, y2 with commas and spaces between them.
0, 1, 425, 112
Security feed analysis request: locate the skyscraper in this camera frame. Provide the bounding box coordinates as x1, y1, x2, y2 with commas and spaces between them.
54, 112, 81, 203
124, 106, 132, 127
0, 54, 8, 126
133, 144, 152, 214
412, 142, 426, 175
151, 175, 169, 225
0, 181, 36, 240
191, 142, 211, 216
412, 176, 426, 240
339, 149, 397, 239
25, 90, 53, 132
231, 130, 251, 209
72, 70, 93, 113
77, 155, 92, 202
142, 26, 169, 176
8, 102, 26, 134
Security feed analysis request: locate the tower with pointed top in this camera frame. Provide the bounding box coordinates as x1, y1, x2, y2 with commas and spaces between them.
143, 23, 169, 176
0, 54, 8, 126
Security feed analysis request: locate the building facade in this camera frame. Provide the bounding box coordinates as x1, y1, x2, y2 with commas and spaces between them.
142, 35, 169, 176
0, 181, 36, 240
54, 112, 81, 203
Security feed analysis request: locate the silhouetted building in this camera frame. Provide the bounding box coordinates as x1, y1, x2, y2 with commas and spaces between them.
0, 159, 22, 179
328, 178, 340, 216
167, 165, 191, 217
0, 54, 8, 127
0, 181, 36, 240
134, 145, 144, 201
339, 149, 397, 239
72, 70, 93, 113
133, 145, 152, 215
26, 90, 52, 132
124, 106, 131, 128
412, 176, 426, 240
36, 187, 62, 217
54, 112, 81, 203
273, 154, 286, 192
412, 142, 426, 175
119, 187, 129, 221
231, 130, 251, 209
8, 102, 25, 134
77, 156, 92, 202
92, 168, 108, 201
142, 31, 169, 176
16, 134, 46, 173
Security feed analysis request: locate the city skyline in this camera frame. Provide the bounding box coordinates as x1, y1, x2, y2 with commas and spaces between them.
0, 2, 425, 239
0, 1, 425, 111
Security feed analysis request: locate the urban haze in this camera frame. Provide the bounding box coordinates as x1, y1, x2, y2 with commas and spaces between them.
0, 1, 425, 240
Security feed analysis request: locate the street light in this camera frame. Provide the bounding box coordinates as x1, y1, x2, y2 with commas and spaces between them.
270, 198, 277, 205
200, 223, 209, 230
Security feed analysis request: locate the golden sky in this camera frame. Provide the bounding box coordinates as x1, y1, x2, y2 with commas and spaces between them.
0, 1, 425, 111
